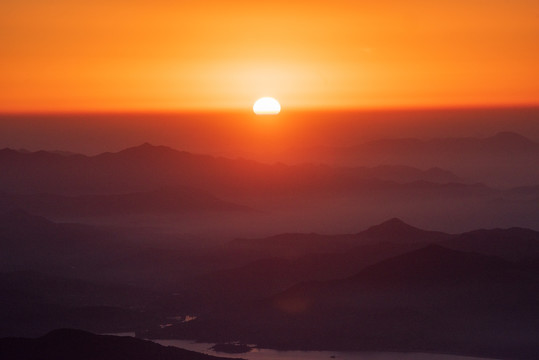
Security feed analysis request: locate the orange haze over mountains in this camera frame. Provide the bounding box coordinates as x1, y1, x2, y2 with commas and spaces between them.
2, 2, 539, 358
1, 0, 538, 112
1, 108, 538, 159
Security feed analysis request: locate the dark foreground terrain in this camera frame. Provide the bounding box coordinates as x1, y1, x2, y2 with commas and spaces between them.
143, 245, 539, 360
0, 329, 237, 360
1, 122, 538, 360
1, 209, 539, 359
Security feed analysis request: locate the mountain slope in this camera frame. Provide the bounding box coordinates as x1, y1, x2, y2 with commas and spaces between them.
228, 218, 453, 258
443, 227, 539, 261
0, 210, 136, 272
0, 329, 234, 360
0, 187, 250, 217
0, 144, 467, 197
283, 132, 539, 187
358, 218, 453, 244
147, 245, 539, 360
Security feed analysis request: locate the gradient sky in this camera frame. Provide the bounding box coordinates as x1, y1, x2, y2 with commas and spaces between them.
1, 0, 538, 112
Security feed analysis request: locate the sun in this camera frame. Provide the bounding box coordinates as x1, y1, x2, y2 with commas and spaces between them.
253, 97, 281, 115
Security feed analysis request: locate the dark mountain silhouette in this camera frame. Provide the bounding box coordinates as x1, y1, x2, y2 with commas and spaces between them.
3, 144, 538, 233
443, 227, 539, 261
174, 241, 427, 313
347, 244, 516, 286
0, 210, 210, 287
358, 165, 462, 183
282, 132, 539, 187
358, 217, 453, 244
0, 329, 234, 360
170, 221, 539, 314
0, 210, 231, 290
0, 270, 161, 337
0, 271, 154, 309
146, 245, 539, 360
0, 209, 139, 273
0, 302, 154, 339
3, 207, 539, 359
484, 131, 539, 151
191, 221, 539, 313
0, 144, 467, 198
2, 112, 538, 360
228, 218, 453, 258
0, 187, 250, 217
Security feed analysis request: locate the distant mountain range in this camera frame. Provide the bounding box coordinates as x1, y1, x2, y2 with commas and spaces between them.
0, 187, 250, 217
228, 217, 539, 261
2, 121, 538, 360
162, 218, 539, 313
0, 143, 464, 198
228, 218, 452, 258
0, 210, 232, 287
2, 142, 538, 232
283, 131, 539, 187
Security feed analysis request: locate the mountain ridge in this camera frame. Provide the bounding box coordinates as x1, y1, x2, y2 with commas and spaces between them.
0, 329, 235, 360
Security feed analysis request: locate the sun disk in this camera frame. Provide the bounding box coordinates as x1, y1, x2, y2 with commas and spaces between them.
253, 97, 281, 115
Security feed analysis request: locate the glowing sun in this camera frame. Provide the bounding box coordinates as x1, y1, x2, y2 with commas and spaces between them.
253, 97, 281, 115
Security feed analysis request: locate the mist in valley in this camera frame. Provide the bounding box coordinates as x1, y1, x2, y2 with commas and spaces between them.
1, 108, 538, 360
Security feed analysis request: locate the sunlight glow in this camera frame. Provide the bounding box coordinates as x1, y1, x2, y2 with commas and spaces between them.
253, 97, 281, 115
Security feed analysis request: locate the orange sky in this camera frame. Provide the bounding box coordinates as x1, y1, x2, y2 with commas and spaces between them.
1, 0, 538, 112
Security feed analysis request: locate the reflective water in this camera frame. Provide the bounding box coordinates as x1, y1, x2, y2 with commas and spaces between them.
111, 333, 498, 360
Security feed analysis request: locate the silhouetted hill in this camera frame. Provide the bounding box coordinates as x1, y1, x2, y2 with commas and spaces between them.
443, 227, 539, 261
0, 211, 192, 284
0, 187, 250, 217
0, 271, 154, 309
147, 245, 539, 360
0, 210, 231, 290
228, 218, 452, 258
0, 210, 135, 273
325, 164, 462, 183
0, 329, 234, 360
347, 244, 516, 286
358, 218, 453, 244
176, 221, 539, 313
182, 258, 305, 310
173, 241, 428, 313
269, 245, 533, 305
354, 132, 539, 159
3, 144, 538, 233
484, 131, 539, 151
198, 222, 539, 312
0, 145, 467, 198
0, 271, 160, 337
282, 132, 539, 187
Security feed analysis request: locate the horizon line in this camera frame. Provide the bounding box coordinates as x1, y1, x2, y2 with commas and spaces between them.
1, 103, 539, 116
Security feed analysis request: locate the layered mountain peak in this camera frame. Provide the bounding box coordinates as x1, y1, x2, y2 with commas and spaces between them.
489, 131, 533, 142
484, 131, 539, 151
362, 218, 423, 236
370, 217, 410, 229
115, 142, 179, 155
358, 218, 452, 244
